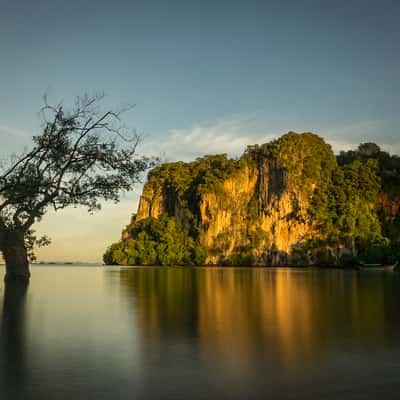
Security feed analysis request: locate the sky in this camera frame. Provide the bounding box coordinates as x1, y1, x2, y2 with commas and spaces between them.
0, 0, 399, 262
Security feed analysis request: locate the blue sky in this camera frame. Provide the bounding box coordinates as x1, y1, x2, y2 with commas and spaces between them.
1, 0, 399, 262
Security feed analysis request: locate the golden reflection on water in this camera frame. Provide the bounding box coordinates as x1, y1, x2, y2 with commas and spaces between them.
0, 266, 399, 399
117, 267, 400, 369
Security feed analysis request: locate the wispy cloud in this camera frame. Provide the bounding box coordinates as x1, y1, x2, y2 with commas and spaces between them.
142, 116, 400, 162
327, 138, 400, 155
142, 113, 276, 162
324, 120, 400, 155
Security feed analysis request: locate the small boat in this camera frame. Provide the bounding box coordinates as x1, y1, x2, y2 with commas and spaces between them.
355, 261, 398, 272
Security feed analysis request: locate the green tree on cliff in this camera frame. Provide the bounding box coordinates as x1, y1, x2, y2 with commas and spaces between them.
104, 214, 206, 266
0, 94, 155, 282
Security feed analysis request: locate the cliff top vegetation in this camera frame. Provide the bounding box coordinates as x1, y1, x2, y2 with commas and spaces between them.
104, 132, 400, 267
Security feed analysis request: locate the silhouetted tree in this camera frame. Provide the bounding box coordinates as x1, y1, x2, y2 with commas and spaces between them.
0, 94, 156, 281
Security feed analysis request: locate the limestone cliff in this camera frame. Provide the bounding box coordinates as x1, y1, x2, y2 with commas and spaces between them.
120, 132, 339, 265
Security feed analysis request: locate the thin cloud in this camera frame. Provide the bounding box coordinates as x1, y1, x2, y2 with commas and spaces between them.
324, 120, 400, 155
143, 114, 276, 162
327, 138, 400, 155
142, 116, 400, 163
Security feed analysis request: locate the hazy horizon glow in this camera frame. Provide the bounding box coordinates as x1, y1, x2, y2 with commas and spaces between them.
1, 0, 399, 262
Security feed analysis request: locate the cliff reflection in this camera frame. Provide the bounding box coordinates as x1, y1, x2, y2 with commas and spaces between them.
117, 267, 400, 368
118, 267, 199, 340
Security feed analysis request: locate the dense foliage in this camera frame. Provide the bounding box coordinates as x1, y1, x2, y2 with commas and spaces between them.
103, 214, 206, 266
309, 158, 383, 264
334, 144, 400, 263
258, 132, 337, 189
104, 134, 400, 267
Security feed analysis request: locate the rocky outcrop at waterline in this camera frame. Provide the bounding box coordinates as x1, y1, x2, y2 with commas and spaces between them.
104, 132, 400, 266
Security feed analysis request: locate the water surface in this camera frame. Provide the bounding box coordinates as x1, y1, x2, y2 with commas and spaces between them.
1, 266, 400, 399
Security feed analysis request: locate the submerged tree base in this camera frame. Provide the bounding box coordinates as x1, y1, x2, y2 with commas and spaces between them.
4, 271, 31, 284
1, 230, 31, 283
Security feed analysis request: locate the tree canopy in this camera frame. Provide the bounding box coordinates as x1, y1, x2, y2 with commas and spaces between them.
0, 94, 156, 281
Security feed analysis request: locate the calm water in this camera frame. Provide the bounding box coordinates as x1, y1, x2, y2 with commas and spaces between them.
1, 266, 400, 399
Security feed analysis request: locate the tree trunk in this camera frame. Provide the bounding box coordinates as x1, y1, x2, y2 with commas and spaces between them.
1, 231, 30, 283
1, 278, 29, 397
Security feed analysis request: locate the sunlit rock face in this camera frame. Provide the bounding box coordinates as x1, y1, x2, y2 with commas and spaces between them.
127, 132, 338, 265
